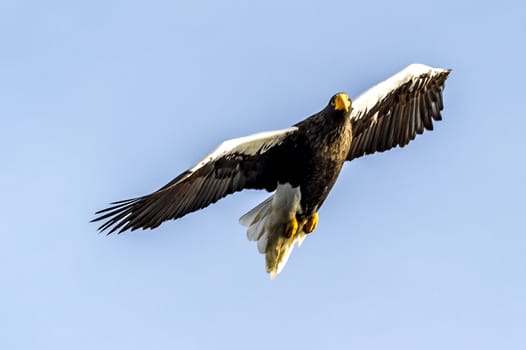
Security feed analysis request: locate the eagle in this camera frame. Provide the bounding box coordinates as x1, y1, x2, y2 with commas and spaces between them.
93, 63, 451, 278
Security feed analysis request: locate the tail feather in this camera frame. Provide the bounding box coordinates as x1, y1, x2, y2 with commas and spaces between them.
256, 231, 269, 254
239, 183, 306, 279
265, 229, 306, 279
239, 196, 272, 226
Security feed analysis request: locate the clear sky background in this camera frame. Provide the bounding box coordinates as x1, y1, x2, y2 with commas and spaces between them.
2, 0, 525, 349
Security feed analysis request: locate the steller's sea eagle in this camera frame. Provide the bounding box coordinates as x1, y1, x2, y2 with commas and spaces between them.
93, 63, 451, 278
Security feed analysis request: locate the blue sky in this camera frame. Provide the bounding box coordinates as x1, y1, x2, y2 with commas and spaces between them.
2, 0, 525, 349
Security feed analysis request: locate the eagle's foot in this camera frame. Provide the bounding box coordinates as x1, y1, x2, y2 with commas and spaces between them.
284, 216, 299, 238
303, 213, 318, 234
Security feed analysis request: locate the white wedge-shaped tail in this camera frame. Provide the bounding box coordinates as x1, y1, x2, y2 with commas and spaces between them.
239, 183, 307, 278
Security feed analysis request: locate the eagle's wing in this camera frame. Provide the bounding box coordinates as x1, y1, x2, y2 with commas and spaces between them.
93, 127, 298, 234
346, 64, 450, 161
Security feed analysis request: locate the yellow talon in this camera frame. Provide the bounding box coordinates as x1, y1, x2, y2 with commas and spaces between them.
303, 213, 318, 234
284, 216, 299, 238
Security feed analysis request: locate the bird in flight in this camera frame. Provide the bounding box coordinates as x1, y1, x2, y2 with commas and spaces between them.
93, 63, 451, 278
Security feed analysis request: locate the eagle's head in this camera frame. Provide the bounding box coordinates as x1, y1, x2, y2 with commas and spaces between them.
329, 92, 352, 114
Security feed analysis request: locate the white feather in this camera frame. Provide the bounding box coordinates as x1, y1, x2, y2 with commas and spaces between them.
189, 127, 298, 173
239, 183, 307, 278
239, 196, 272, 227
351, 64, 449, 120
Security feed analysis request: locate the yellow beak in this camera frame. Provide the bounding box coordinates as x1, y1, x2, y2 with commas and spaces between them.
334, 93, 351, 112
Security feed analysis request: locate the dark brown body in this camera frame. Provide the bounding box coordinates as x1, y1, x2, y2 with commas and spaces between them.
268, 101, 352, 219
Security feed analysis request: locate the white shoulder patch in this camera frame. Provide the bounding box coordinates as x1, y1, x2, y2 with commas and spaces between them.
189, 127, 297, 173
351, 63, 449, 120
